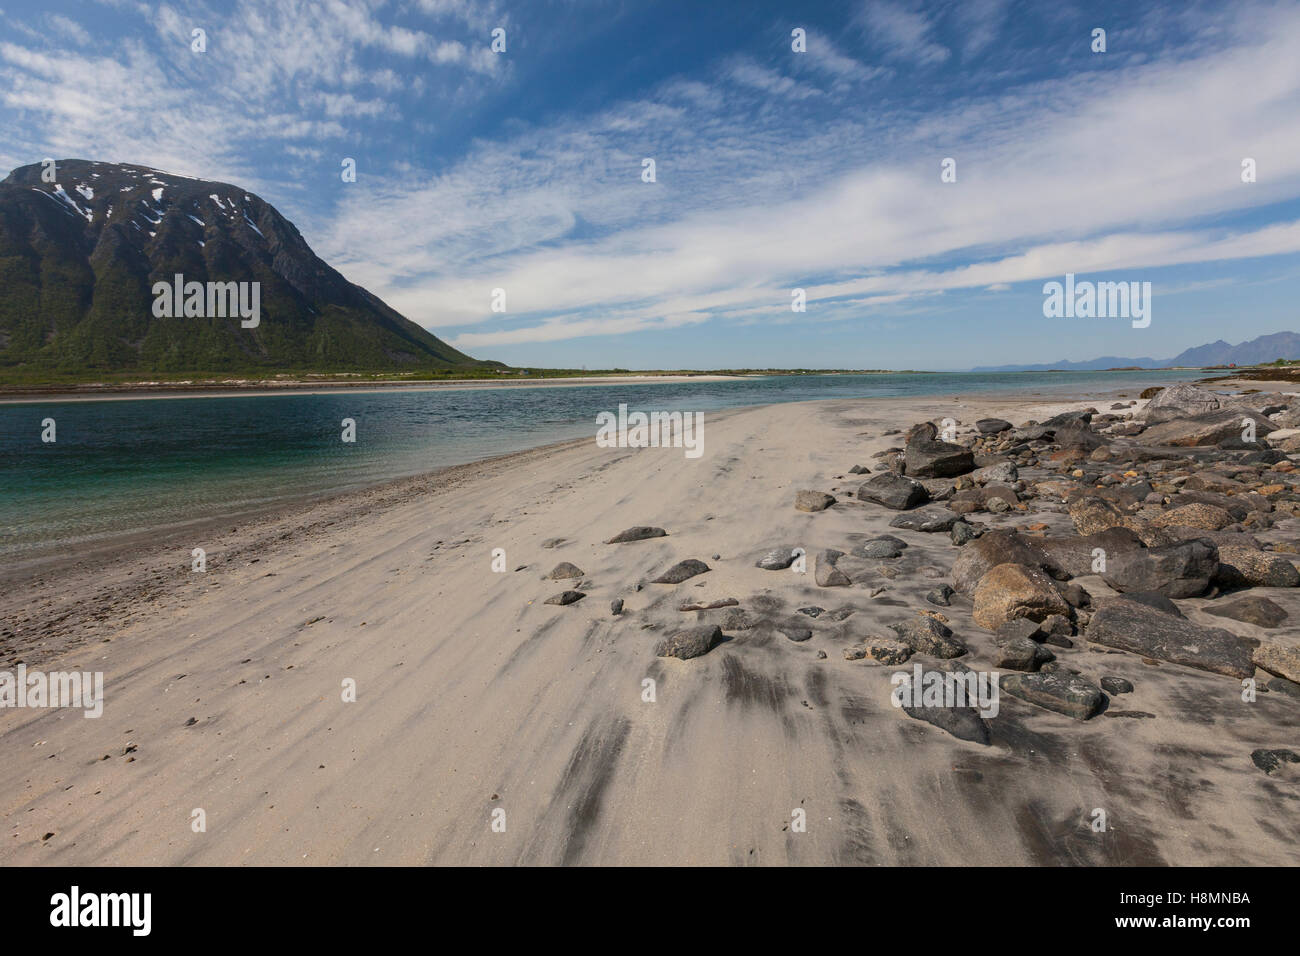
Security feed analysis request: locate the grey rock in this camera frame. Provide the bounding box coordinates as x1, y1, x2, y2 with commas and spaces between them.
1086, 599, 1257, 678
815, 550, 852, 587
854, 539, 903, 559
1101, 539, 1218, 598
607, 526, 668, 543
973, 460, 1018, 484
951, 521, 979, 546
546, 561, 585, 580
898, 664, 991, 744
1112, 591, 1184, 617
795, 490, 837, 512
544, 590, 586, 606
655, 625, 724, 660
952, 530, 1061, 594
995, 618, 1042, 643
976, 418, 1013, 435
1141, 409, 1278, 447
865, 637, 913, 665
1203, 594, 1288, 628
1100, 676, 1134, 695
857, 473, 929, 510
1039, 527, 1146, 578
889, 616, 967, 659
1001, 671, 1105, 720
1251, 749, 1300, 776
905, 438, 975, 478
756, 545, 801, 570
926, 585, 955, 607
652, 559, 711, 584
1141, 382, 1222, 422
889, 508, 959, 533
995, 635, 1055, 672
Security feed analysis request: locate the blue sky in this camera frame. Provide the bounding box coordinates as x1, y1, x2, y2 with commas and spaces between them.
1, 0, 1298, 370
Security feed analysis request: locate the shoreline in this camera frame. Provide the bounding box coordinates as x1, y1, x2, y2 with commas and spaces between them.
0, 366, 1222, 405
0, 372, 752, 404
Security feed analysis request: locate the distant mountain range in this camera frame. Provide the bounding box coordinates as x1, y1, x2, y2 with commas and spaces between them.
971, 331, 1300, 372
0, 159, 489, 376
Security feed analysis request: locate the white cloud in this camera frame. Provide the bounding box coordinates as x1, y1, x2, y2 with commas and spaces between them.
308, 2, 1300, 350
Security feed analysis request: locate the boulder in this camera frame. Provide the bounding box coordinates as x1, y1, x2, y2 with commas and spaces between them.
1148, 502, 1236, 531
865, 637, 912, 665
1254, 641, 1300, 684
1141, 382, 1222, 422
889, 508, 959, 533
1140, 409, 1277, 447
951, 530, 1060, 594
1068, 496, 1147, 537
794, 490, 836, 512
926, 584, 955, 607
546, 562, 585, 580
976, 418, 1013, 435
1039, 527, 1145, 578
854, 539, 903, 559
1111, 591, 1184, 617
1086, 599, 1257, 678
1042, 410, 1094, 429
607, 526, 667, 543
755, 545, 801, 570
1100, 539, 1218, 598
857, 473, 929, 510
995, 635, 1055, 672
973, 563, 1073, 631
655, 625, 724, 660
904, 439, 975, 478
652, 559, 710, 584
1001, 672, 1105, 720
1251, 749, 1300, 776
1054, 423, 1105, 450
1213, 546, 1300, 588
973, 460, 1018, 484
1204, 595, 1288, 629
815, 550, 852, 587
897, 663, 991, 744
1100, 676, 1134, 695
544, 590, 586, 606
888, 616, 967, 658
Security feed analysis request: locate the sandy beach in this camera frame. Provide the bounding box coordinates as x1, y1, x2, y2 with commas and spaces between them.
2, 387, 1299, 866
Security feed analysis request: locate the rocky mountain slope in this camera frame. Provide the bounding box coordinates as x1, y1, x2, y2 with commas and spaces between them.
0, 159, 487, 375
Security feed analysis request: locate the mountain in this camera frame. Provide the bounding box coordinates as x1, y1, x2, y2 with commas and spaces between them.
971, 331, 1300, 372
0, 159, 488, 376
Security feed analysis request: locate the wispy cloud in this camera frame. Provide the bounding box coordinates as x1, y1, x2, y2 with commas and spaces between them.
855, 0, 950, 66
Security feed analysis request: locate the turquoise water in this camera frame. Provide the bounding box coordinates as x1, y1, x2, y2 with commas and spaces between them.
0, 369, 1212, 558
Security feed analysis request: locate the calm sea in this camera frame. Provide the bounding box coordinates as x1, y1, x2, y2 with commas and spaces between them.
0, 369, 1213, 559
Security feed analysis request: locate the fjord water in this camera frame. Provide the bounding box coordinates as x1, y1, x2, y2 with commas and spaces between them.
0, 370, 1211, 559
